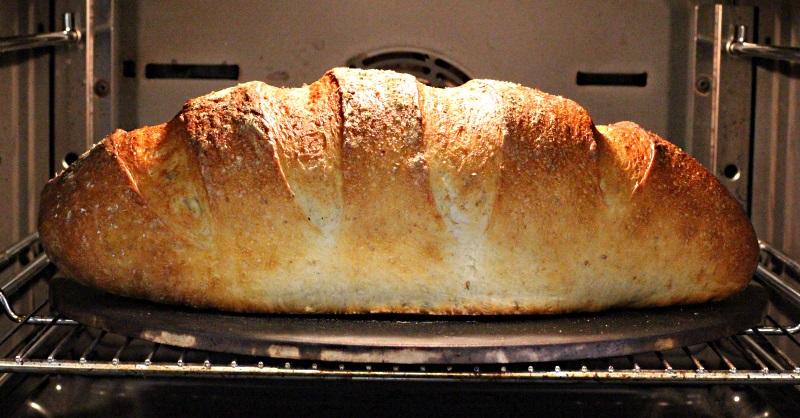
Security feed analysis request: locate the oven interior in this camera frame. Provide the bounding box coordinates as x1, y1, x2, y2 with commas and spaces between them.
1, 0, 800, 416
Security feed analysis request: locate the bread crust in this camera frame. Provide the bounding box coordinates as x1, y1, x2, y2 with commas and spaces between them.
38, 68, 758, 314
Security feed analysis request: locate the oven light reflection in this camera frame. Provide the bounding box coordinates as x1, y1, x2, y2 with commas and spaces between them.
28, 401, 47, 415
733, 395, 740, 402
55, 384, 62, 391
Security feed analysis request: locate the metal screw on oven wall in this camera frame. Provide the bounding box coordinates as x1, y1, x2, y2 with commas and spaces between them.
94, 79, 110, 97
695, 76, 711, 94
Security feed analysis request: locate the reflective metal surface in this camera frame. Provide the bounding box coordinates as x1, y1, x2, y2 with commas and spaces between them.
691, 4, 754, 211
5, 376, 794, 418
52, 0, 115, 175
0, 13, 80, 54
728, 24, 800, 63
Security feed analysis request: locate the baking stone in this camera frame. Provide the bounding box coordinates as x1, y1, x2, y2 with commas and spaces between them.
50, 278, 768, 364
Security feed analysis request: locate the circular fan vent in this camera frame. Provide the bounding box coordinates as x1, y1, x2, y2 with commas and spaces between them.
346, 49, 471, 88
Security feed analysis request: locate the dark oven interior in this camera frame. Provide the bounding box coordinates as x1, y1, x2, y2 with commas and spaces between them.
1, 1, 800, 417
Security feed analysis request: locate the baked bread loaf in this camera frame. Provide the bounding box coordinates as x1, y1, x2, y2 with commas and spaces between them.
38, 68, 758, 314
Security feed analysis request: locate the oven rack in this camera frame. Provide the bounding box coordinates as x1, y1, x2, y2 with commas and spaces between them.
1, 234, 800, 384
0, 13, 81, 55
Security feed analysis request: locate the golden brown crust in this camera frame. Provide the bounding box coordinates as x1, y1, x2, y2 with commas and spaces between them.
38, 68, 758, 314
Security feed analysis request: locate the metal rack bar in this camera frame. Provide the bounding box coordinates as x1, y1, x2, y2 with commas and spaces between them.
728, 25, 800, 63
79, 331, 106, 363
0, 288, 78, 326
0, 360, 797, 383
741, 334, 786, 372
0, 13, 81, 54
1, 253, 49, 296
748, 241, 800, 335
683, 347, 706, 373
0, 302, 48, 349
731, 335, 771, 372
750, 328, 799, 371
654, 351, 673, 373
14, 317, 59, 364
626, 355, 641, 372
0, 235, 77, 325
4, 311, 796, 383
750, 265, 800, 334
143, 343, 160, 366
708, 341, 738, 372
0, 233, 39, 268
770, 317, 800, 349
760, 241, 800, 274
47, 326, 83, 363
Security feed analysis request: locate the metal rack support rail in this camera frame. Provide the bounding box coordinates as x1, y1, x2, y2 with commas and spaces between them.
0, 13, 81, 54
728, 25, 800, 63
0, 233, 77, 325
751, 241, 800, 334
0, 359, 798, 384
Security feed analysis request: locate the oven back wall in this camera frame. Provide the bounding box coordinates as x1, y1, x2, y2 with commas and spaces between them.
117, 0, 691, 146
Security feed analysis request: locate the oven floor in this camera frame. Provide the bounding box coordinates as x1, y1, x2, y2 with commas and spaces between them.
3, 376, 800, 417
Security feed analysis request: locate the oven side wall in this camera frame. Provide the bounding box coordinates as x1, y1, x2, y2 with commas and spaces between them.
0, 0, 52, 347
0, 1, 51, 252
750, 0, 800, 260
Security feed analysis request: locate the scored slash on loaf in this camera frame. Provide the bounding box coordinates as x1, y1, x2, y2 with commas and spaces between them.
38, 68, 759, 314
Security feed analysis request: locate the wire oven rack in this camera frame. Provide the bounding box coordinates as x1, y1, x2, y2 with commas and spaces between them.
1, 234, 800, 384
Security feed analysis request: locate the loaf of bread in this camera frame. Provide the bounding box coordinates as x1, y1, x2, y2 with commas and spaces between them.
38, 68, 758, 314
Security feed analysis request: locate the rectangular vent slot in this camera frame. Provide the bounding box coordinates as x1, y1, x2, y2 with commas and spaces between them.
576, 72, 647, 87
145, 63, 239, 80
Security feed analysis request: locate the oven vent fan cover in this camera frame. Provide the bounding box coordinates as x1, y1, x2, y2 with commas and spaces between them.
346, 49, 471, 88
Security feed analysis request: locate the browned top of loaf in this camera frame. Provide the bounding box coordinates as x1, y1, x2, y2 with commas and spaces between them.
37, 68, 758, 314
